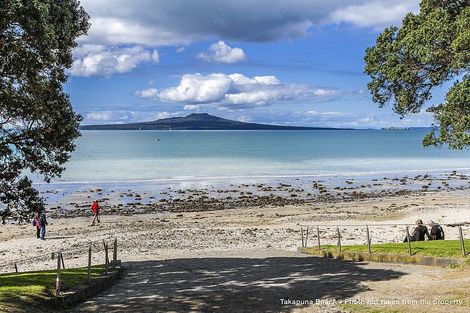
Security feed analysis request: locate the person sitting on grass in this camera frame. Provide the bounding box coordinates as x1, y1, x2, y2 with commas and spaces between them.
428, 220, 445, 240
91, 199, 100, 225
403, 219, 431, 242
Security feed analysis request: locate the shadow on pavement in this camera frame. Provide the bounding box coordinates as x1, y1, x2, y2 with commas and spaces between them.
72, 256, 406, 312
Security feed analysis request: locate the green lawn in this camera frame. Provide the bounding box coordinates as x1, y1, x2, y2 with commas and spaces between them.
0, 265, 104, 311
316, 239, 470, 259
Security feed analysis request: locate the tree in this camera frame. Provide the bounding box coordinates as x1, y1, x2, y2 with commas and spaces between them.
0, 0, 89, 222
365, 0, 470, 149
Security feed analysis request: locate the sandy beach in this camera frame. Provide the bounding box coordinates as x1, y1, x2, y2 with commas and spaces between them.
1, 173, 470, 271
1, 173, 470, 312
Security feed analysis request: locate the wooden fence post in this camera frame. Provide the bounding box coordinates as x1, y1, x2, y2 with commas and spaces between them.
366, 225, 371, 254
14, 263, 18, 273
337, 227, 342, 253
301, 227, 304, 247
317, 226, 321, 250
61, 253, 65, 269
56, 252, 62, 297
305, 228, 309, 247
459, 226, 466, 257
87, 244, 92, 284
103, 241, 109, 275
113, 238, 117, 269
406, 226, 412, 256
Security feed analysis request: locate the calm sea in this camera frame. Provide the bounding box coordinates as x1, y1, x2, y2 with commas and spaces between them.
43, 129, 470, 184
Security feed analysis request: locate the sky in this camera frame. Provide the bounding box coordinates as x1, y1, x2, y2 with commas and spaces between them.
66, 0, 445, 129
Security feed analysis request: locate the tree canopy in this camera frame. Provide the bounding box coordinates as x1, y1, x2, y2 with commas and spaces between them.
0, 0, 89, 221
365, 0, 470, 149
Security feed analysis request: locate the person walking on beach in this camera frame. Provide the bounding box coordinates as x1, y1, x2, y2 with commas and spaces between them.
403, 219, 431, 242
428, 220, 445, 240
33, 211, 40, 239
91, 200, 100, 225
39, 210, 48, 240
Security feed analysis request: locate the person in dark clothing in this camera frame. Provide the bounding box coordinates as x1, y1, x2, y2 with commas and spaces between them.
403, 219, 431, 242
428, 220, 445, 240
39, 210, 48, 240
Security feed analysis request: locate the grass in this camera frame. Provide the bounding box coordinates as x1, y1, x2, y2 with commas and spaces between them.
0, 265, 104, 311
316, 239, 470, 259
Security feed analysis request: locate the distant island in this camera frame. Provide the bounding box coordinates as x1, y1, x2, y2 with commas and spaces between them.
80, 113, 348, 130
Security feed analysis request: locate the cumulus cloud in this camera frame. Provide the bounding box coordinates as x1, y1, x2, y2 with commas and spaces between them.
135, 88, 159, 99
83, 110, 181, 124
184, 104, 200, 111
85, 111, 119, 122
70, 45, 159, 77
79, 0, 419, 46
306, 110, 347, 116
159, 74, 233, 103
198, 41, 246, 63
330, 0, 419, 28
136, 73, 338, 108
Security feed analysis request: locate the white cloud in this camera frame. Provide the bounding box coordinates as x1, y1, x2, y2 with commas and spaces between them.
79, 0, 419, 46
83, 110, 181, 124
330, 0, 419, 28
154, 112, 172, 119
237, 115, 250, 122
70, 45, 159, 77
85, 111, 118, 121
135, 88, 159, 99
198, 41, 246, 63
228, 74, 280, 85
136, 73, 338, 108
158, 74, 233, 103
306, 110, 347, 116
184, 104, 200, 111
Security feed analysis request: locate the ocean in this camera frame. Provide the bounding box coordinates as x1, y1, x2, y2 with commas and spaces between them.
40, 129, 470, 184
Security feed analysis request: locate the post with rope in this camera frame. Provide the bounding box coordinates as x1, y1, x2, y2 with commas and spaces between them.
459, 226, 466, 257
113, 238, 118, 269
316, 226, 321, 250
61, 253, 65, 269
87, 244, 92, 284
56, 251, 62, 297
305, 227, 309, 247
406, 226, 412, 256
366, 225, 371, 254
337, 227, 342, 253
103, 240, 109, 275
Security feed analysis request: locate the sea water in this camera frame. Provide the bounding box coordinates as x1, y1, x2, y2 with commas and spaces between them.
39, 129, 470, 184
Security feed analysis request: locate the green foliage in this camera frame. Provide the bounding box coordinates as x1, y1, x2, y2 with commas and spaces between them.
0, 1, 89, 221
365, 0, 470, 149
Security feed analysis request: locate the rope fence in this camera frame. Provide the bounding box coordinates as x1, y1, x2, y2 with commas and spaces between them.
298, 223, 470, 257
0, 238, 120, 296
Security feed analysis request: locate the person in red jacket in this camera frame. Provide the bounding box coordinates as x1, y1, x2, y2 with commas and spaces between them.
91, 200, 100, 225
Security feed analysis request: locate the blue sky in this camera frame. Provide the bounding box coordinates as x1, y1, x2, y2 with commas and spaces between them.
67, 0, 444, 128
